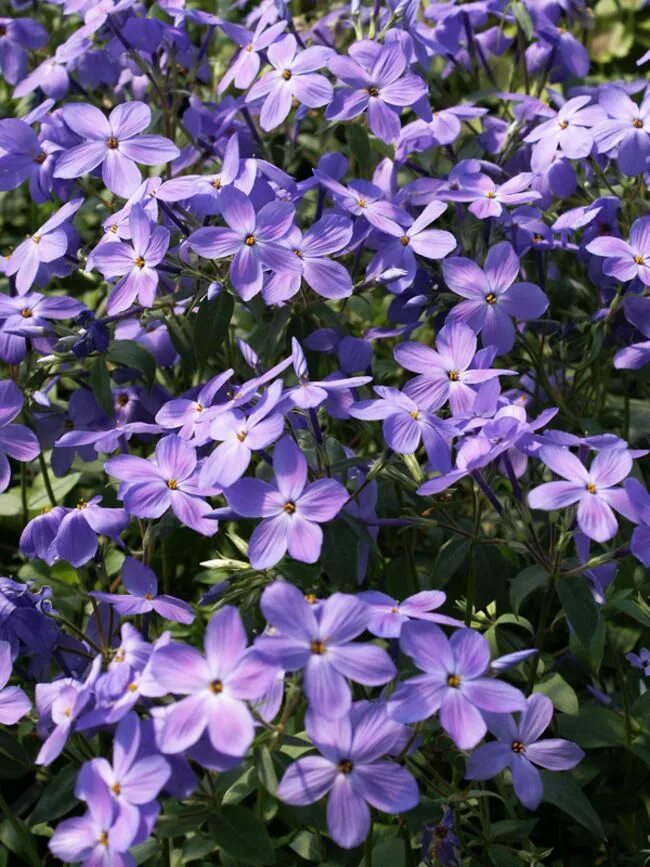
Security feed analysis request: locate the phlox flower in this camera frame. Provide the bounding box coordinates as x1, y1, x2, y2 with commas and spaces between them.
91, 557, 194, 624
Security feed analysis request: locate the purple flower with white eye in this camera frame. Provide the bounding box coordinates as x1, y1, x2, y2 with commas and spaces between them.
0, 17, 47, 84
0, 641, 30, 725
218, 13, 287, 93
49, 772, 138, 867
394, 321, 515, 414
155, 369, 233, 442
76, 713, 170, 827
314, 171, 409, 236
52, 496, 128, 568
188, 187, 300, 300
389, 622, 526, 750
593, 86, 650, 177
350, 386, 453, 471
225, 436, 349, 569
447, 172, 541, 219
358, 591, 463, 637
149, 605, 277, 756
53, 101, 179, 198
0, 380, 40, 494
586, 216, 650, 287
444, 242, 549, 353
255, 581, 396, 718
524, 96, 603, 168
245, 35, 333, 130
326, 40, 427, 144
286, 338, 371, 410
0, 291, 85, 364
199, 380, 285, 488
528, 446, 636, 543
366, 201, 456, 294
5, 198, 83, 295
614, 296, 650, 369
91, 557, 194, 624
466, 693, 584, 809
264, 214, 354, 303
277, 702, 418, 849
105, 435, 218, 537
626, 646, 650, 676
92, 204, 170, 314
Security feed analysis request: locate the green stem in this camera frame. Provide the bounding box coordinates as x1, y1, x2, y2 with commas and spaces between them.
38, 451, 57, 508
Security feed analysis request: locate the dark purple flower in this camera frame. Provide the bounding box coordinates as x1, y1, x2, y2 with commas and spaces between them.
358, 590, 463, 637
466, 693, 584, 809
91, 557, 194, 624
0, 379, 40, 493
586, 216, 650, 287
0, 16, 47, 85
0, 291, 85, 364
52, 496, 128, 568
625, 478, 650, 567
225, 436, 349, 569
0, 640, 30, 725
277, 702, 418, 848
256, 581, 396, 718
390, 622, 525, 749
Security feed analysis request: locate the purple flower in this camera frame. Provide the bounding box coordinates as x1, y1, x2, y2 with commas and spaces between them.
0, 291, 85, 364
277, 702, 418, 848
52, 496, 128, 568
91, 557, 194, 624
19, 505, 68, 566
225, 436, 349, 569
314, 171, 409, 236
188, 187, 300, 300
6, 198, 82, 295
49, 770, 139, 867
327, 40, 427, 144
0, 641, 30, 725
586, 216, 650, 287
256, 581, 396, 718
150, 605, 277, 756
155, 369, 233, 442
594, 86, 650, 177
614, 296, 650, 369
0, 16, 47, 84
524, 96, 603, 167
54, 102, 179, 198
218, 13, 287, 93
105, 435, 218, 537
286, 338, 371, 410
76, 713, 170, 826
466, 693, 584, 809
264, 214, 354, 302
625, 478, 650, 567
0, 380, 40, 493
389, 622, 525, 750
0, 118, 52, 198
358, 590, 463, 637
446, 172, 541, 219
350, 386, 453, 471
199, 380, 284, 488
528, 446, 635, 543
92, 204, 170, 314
444, 242, 549, 353
367, 201, 456, 294
626, 646, 650, 676
394, 321, 515, 414
245, 35, 333, 130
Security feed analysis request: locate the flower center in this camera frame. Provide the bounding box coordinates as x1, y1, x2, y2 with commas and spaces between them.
21, 307, 33, 318
357, 198, 367, 208
244, 235, 256, 246
633, 118, 644, 129
409, 409, 420, 419
212, 177, 222, 189
511, 740, 525, 753
33, 152, 47, 164
32, 234, 41, 244
111, 783, 121, 795
486, 191, 497, 199
586, 482, 597, 494
446, 673, 461, 688
144, 592, 153, 600
110, 224, 119, 234
283, 500, 296, 514
167, 479, 178, 489
294, 248, 303, 258
117, 393, 129, 406
447, 370, 460, 381
245, 43, 253, 52
485, 293, 497, 304
400, 235, 410, 246
195, 403, 203, 413
107, 136, 119, 149
41, 506, 52, 514
127, 681, 138, 692
310, 639, 326, 654
282, 69, 292, 80
367, 86, 379, 97
210, 680, 223, 693
558, 120, 568, 129
134, 256, 145, 269
76, 499, 88, 510
532, 233, 544, 243
338, 759, 354, 774
236, 430, 247, 442
98, 831, 109, 847
634, 254, 645, 265
390, 606, 399, 613
304, 593, 318, 604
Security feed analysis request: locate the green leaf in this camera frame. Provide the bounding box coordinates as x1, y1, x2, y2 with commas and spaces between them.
512, 0, 534, 38
28, 471, 82, 511
0, 492, 21, 517
90, 355, 113, 416
361, 838, 406, 867
29, 766, 79, 826
346, 124, 370, 174
431, 538, 471, 587
166, 315, 197, 371
510, 565, 548, 614
540, 771, 605, 840
557, 704, 626, 748
256, 745, 278, 796
193, 292, 234, 362
107, 339, 156, 386
208, 805, 276, 865
289, 830, 321, 861
556, 574, 599, 648
534, 673, 579, 715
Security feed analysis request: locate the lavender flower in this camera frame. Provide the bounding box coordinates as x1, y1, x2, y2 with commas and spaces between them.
586, 216, 650, 286
0, 641, 30, 725
0, 380, 40, 493
91, 557, 194, 623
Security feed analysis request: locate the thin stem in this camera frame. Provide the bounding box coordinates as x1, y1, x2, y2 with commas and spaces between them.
38, 451, 58, 508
